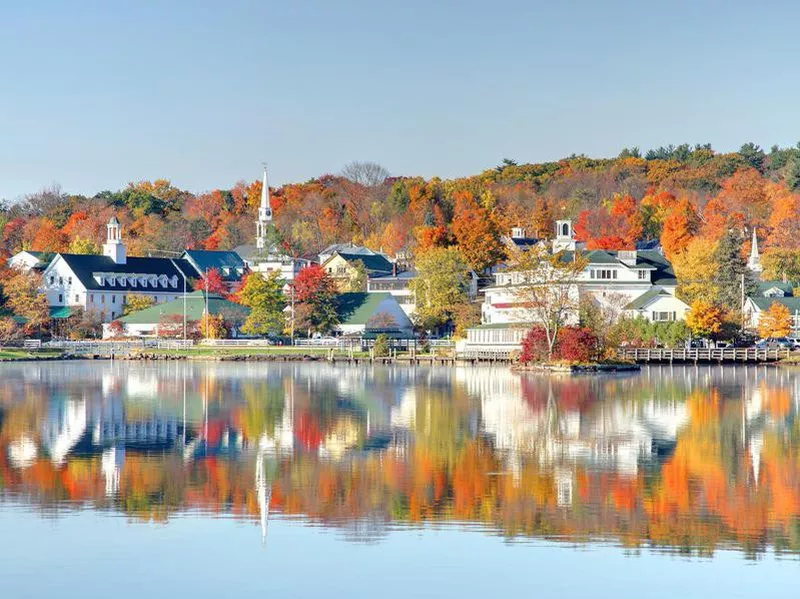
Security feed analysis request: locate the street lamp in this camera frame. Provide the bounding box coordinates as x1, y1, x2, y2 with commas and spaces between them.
170, 258, 188, 342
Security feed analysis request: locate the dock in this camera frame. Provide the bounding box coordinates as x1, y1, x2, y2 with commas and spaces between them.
617, 348, 790, 363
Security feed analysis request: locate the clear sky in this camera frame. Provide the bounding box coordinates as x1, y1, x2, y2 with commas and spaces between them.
2, 0, 798, 201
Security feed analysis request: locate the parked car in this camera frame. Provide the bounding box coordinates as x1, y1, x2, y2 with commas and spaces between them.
756, 337, 793, 349
788, 337, 800, 350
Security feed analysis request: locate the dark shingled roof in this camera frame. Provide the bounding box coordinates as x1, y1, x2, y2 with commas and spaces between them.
55, 254, 198, 292
182, 250, 246, 281
336, 252, 394, 274
748, 297, 800, 312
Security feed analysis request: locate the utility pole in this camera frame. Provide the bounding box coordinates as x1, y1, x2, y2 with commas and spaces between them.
290, 283, 296, 344
204, 268, 210, 340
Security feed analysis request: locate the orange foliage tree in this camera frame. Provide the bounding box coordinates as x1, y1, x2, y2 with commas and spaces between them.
758, 302, 792, 339
574, 194, 643, 250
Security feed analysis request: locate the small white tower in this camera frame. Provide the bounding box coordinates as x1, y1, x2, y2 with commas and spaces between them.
552, 219, 575, 252
256, 165, 273, 251
747, 228, 763, 274
103, 216, 127, 265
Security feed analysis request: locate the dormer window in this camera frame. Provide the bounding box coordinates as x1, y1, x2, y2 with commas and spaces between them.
130, 275, 137, 287
149, 275, 157, 287
170, 275, 178, 288
637, 270, 648, 280
159, 274, 168, 288
95, 274, 105, 286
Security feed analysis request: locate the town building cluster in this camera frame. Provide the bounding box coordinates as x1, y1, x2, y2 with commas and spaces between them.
8, 168, 794, 346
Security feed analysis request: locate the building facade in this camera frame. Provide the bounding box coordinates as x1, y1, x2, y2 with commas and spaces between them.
41, 217, 197, 321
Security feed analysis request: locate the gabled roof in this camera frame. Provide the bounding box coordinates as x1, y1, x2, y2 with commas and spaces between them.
182, 249, 245, 281
563, 249, 677, 286
320, 243, 379, 257
334, 292, 412, 328
334, 252, 394, 274
52, 254, 198, 292
119, 291, 250, 324
747, 297, 800, 312
625, 288, 686, 310
755, 281, 793, 297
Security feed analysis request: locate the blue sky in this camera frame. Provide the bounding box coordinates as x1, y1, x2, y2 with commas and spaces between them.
1, 0, 798, 200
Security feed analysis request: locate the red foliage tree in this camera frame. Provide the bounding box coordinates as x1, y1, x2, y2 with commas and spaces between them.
200, 268, 228, 296
293, 264, 337, 302
520, 327, 549, 364
555, 327, 599, 362
574, 195, 643, 250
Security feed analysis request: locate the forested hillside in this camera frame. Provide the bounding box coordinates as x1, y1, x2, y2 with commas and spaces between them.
2, 143, 800, 283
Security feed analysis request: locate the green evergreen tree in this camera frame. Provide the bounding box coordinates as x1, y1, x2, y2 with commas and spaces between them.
712, 230, 757, 312
786, 156, 800, 192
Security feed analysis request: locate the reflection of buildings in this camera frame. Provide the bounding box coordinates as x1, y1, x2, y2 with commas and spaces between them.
477, 369, 690, 491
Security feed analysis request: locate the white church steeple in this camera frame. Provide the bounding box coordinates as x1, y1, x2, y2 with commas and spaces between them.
103, 216, 127, 265
747, 227, 762, 274
256, 165, 273, 251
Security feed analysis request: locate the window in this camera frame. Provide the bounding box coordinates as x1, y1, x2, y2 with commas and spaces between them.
58, 294, 63, 303
59, 277, 63, 285
90, 294, 94, 302
74, 294, 79, 303
112, 295, 116, 304
101, 295, 105, 304
637, 270, 647, 280
68, 276, 72, 285
653, 311, 676, 322
592, 269, 617, 280
48, 276, 54, 285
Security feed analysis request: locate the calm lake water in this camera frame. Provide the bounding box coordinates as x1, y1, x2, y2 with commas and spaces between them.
1, 361, 799, 597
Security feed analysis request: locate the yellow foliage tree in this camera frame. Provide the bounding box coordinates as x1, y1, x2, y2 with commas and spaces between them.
686, 300, 724, 338
758, 302, 792, 339
123, 294, 156, 316
200, 313, 228, 339
672, 236, 720, 304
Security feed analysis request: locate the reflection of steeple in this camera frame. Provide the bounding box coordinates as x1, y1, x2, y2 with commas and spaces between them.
256, 450, 272, 544
750, 432, 763, 486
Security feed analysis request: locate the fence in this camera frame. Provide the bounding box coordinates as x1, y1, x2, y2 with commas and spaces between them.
617, 347, 790, 363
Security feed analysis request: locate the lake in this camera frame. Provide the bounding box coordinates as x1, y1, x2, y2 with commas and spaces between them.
0, 361, 798, 597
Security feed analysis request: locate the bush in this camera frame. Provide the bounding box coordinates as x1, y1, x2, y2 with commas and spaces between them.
520, 327, 549, 364
556, 327, 598, 362
520, 325, 599, 364
373, 333, 391, 357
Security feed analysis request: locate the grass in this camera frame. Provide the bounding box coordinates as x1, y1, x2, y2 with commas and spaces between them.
0, 349, 64, 361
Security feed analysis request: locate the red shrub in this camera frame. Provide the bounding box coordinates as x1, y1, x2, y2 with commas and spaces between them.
520, 327, 549, 364
556, 326, 598, 362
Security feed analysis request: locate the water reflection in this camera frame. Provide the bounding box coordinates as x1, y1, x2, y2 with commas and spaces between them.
1, 362, 799, 557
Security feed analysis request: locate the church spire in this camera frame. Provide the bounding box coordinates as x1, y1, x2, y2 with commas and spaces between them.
747, 227, 763, 274
256, 164, 273, 251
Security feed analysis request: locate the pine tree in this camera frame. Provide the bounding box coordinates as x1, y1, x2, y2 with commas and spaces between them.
786, 156, 800, 192
712, 230, 757, 311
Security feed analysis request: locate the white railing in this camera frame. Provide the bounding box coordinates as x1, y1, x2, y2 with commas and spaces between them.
156, 340, 195, 349
617, 348, 790, 362
199, 339, 275, 347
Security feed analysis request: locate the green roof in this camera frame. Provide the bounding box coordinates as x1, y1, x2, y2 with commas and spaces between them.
755, 281, 794, 297
625, 288, 677, 310
748, 297, 800, 312
335, 293, 390, 326
49, 306, 73, 319
119, 291, 250, 324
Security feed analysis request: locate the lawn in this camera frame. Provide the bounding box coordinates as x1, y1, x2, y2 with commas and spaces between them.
0, 349, 64, 360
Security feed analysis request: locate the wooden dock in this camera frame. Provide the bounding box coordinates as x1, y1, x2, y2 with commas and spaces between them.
617, 347, 790, 363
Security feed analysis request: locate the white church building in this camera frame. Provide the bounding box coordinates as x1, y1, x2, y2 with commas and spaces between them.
41, 217, 198, 321
234, 166, 310, 286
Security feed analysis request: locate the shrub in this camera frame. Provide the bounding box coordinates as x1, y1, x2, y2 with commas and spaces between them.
520, 327, 549, 364
556, 326, 599, 362
373, 333, 391, 357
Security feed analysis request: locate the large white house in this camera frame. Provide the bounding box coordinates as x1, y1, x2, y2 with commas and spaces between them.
463, 220, 689, 353
482, 220, 689, 326
41, 217, 199, 321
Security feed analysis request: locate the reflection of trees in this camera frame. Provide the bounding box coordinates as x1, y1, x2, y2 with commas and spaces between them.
4, 363, 800, 556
